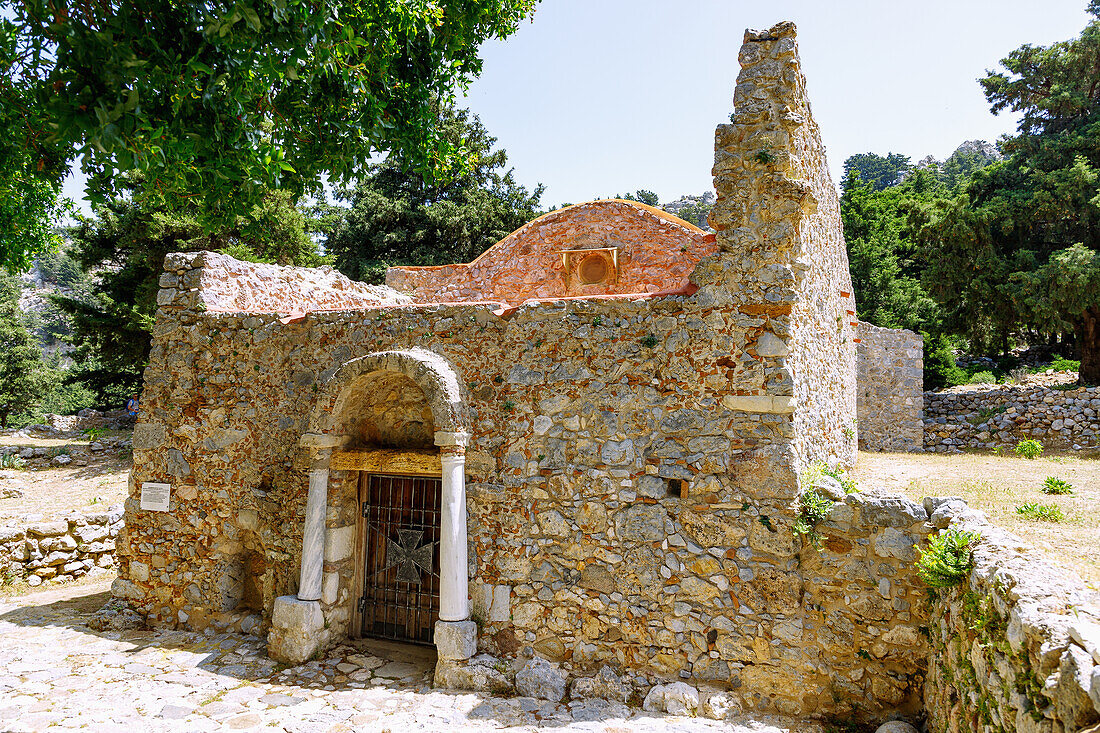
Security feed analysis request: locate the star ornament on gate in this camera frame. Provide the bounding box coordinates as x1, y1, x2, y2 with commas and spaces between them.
383, 529, 435, 584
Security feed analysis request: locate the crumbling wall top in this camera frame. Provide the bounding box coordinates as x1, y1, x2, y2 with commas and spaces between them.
161, 251, 411, 316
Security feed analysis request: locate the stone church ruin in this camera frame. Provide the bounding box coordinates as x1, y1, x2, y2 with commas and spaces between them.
114, 22, 1100, 730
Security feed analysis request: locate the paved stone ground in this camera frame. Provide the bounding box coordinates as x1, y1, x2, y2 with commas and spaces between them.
0, 581, 825, 732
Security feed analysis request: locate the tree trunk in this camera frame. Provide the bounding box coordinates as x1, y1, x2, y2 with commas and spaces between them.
1078, 307, 1100, 385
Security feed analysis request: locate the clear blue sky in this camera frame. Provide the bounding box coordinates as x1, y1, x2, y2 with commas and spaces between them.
62, 0, 1093, 213
460, 0, 1093, 208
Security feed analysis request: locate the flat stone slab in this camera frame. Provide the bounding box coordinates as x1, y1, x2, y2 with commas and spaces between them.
0, 580, 828, 732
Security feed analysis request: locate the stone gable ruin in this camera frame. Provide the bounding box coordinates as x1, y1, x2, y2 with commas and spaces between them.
111, 21, 1100, 730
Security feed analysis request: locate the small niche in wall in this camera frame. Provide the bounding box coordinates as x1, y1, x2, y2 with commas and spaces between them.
560, 247, 619, 289
667, 479, 687, 499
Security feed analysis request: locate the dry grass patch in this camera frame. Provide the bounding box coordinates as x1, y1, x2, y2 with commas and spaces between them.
0, 431, 131, 522
853, 451, 1100, 587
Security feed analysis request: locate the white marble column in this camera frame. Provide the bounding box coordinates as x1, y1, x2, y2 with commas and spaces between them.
298, 465, 329, 602
438, 451, 469, 622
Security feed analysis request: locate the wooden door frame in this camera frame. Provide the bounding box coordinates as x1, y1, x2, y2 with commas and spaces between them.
343, 448, 442, 640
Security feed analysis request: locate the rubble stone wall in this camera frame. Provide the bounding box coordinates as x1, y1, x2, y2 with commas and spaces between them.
386, 200, 714, 306
922, 499, 1100, 732
0, 507, 123, 585
857, 322, 923, 452
183, 251, 410, 315
924, 383, 1100, 452
701, 21, 857, 474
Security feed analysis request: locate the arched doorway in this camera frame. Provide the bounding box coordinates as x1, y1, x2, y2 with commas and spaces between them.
334, 368, 440, 644
268, 349, 475, 665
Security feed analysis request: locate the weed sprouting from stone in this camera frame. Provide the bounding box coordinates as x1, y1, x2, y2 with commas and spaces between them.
640, 335, 659, 348
794, 487, 834, 548
754, 146, 776, 164
916, 529, 981, 588
0, 454, 26, 470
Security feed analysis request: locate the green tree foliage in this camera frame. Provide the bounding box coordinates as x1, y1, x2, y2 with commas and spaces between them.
0, 272, 53, 427
326, 107, 543, 283
0, 15, 71, 273
840, 168, 942, 334
842, 153, 911, 192
56, 186, 322, 403
919, 10, 1100, 383
615, 190, 660, 206
0, 0, 539, 270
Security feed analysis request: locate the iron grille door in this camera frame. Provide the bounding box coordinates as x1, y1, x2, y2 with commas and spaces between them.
360, 473, 441, 644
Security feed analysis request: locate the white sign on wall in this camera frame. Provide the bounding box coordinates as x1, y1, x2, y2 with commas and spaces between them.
140, 482, 171, 512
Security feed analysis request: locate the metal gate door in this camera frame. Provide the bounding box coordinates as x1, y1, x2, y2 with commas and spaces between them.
359, 473, 441, 644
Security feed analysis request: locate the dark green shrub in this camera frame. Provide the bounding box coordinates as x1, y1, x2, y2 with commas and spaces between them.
923, 332, 967, 391
968, 370, 996, 384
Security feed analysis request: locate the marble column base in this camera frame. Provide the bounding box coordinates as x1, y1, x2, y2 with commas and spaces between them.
434, 619, 477, 660
267, 595, 327, 665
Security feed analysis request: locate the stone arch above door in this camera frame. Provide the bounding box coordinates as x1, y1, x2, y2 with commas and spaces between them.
306, 348, 467, 443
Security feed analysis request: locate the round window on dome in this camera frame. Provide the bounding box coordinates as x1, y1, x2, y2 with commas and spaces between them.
578, 254, 608, 284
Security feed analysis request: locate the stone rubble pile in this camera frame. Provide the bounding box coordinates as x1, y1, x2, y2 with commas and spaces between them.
924, 379, 1100, 452
0, 506, 122, 585
0, 434, 132, 468
44, 407, 134, 432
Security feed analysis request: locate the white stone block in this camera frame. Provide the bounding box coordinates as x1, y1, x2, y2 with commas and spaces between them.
434, 620, 477, 660
323, 526, 355, 563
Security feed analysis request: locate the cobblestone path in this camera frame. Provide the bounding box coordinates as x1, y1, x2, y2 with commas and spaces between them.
0, 581, 823, 732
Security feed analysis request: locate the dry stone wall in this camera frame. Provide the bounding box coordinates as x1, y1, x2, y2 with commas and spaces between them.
924, 383, 1100, 452
857, 322, 923, 452
923, 499, 1100, 732
0, 507, 123, 586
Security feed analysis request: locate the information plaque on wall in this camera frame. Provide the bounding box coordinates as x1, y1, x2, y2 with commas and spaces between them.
140, 482, 171, 512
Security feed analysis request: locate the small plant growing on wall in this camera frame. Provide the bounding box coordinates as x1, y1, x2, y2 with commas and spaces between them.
916, 529, 980, 588
1042, 477, 1075, 495
1014, 439, 1043, 459
640, 335, 659, 348
754, 145, 777, 165
793, 487, 834, 548
1015, 502, 1064, 522
0, 454, 25, 470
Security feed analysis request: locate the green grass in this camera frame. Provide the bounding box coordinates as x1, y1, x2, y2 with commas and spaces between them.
1042, 477, 1075, 495
1014, 440, 1043, 459
1015, 502, 1065, 522
968, 370, 997, 384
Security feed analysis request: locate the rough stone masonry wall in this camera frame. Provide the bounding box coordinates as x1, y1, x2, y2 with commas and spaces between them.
386, 200, 714, 306
924, 383, 1100, 452
0, 507, 123, 586
923, 499, 1100, 732
857, 322, 923, 452
702, 21, 857, 474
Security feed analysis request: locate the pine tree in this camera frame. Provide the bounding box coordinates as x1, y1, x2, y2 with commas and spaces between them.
0, 274, 52, 427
